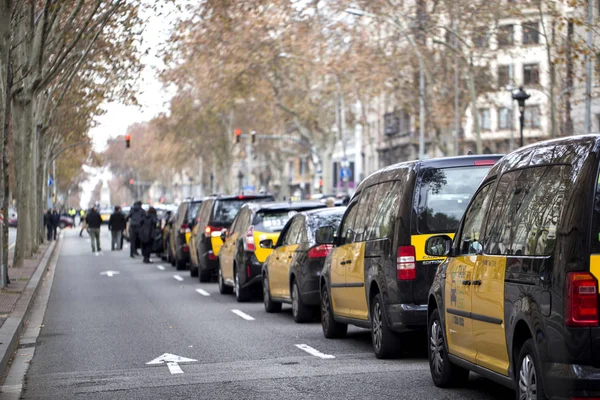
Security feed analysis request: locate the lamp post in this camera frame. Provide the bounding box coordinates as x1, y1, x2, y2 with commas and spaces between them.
237, 170, 244, 193
512, 87, 531, 148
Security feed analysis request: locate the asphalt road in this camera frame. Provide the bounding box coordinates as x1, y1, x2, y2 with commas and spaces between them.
20, 229, 515, 399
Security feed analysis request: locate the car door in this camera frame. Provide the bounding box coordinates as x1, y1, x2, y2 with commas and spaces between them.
445, 183, 494, 364
271, 218, 301, 298
329, 199, 359, 318
222, 209, 246, 284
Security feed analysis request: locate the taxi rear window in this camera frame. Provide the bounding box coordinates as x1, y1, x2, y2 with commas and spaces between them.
253, 211, 294, 233
416, 166, 492, 234
212, 197, 273, 224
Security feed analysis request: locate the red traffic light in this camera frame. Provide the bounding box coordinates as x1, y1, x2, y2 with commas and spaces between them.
234, 128, 242, 143
125, 134, 131, 148
129, 179, 134, 185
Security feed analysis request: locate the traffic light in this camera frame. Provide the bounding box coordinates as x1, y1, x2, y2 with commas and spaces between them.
251, 130, 256, 144
234, 128, 242, 143
125, 134, 131, 148
129, 178, 134, 185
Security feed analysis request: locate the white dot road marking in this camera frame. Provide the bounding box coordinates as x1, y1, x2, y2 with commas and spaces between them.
167, 362, 184, 374
295, 344, 335, 359
231, 309, 255, 321
173, 275, 184, 282
195, 289, 210, 296
157, 265, 165, 271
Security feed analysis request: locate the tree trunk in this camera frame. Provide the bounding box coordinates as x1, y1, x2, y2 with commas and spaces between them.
467, 63, 482, 154
564, 19, 574, 136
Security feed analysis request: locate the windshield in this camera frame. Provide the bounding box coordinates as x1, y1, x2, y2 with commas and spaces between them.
253, 211, 294, 233
212, 197, 272, 225
416, 166, 492, 234
186, 202, 202, 221
308, 211, 344, 239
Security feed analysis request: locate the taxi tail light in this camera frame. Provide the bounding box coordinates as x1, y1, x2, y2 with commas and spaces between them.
308, 244, 333, 259
244, 226, 255, 252
247, 263, 251, 278
397, 246, 416, 280
208, 250, 218, 260
565, 272, 599, 327
180, 224, 190, 234
473, 160, 497, 166
183, 244, 189, 253
205, 225, 223, 236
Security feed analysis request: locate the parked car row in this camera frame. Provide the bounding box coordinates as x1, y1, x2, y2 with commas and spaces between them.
154, 135, 600, 399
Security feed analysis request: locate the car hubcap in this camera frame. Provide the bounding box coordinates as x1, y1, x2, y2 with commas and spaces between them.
292, 284, 299, 317
372, 302, 382, 351
519, 355, 537, 400
430, 320, 444, 376
321, 291, 329, 330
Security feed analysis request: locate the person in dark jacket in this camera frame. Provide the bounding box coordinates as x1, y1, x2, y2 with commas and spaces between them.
86, 207, 103, 253
126, 201, 145, 258
51, 209, 60, 240
140, 207, 158, 264
108, 206, 126, 251
44, 210, 54, 241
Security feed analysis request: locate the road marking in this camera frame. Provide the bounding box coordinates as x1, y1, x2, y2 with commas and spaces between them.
167, 362, 184, 374
100, 271, 119, 277
295, 344, 335, 359
195, 289, 210, 296
231, 309, 255, 321
157, 265, 165, 271
173, 275, 184, 282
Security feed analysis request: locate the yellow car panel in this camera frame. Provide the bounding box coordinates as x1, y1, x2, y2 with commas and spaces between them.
210, 235, 224, 257
189, 225, 199, 266
269, 244, 298, 299
219, 232, 239, 283
472, 255, 509, 375
590, 254, 600, 281
445, 255, 478, 364
344, 242, 368, 320
185, 231, 191, 244
101, 214, 111, 222
329, 244, 352, 318
253, 231, 280, 263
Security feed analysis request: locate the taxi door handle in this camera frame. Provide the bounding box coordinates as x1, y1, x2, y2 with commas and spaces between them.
288, 255, 292, 259
472, 280, 482, 286
344, 260, 351, 264
462, 280, 471, 286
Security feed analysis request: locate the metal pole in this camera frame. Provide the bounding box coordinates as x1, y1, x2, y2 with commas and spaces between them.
246, 135, 253, 190
340, 93, 348, 195
1, 225, 5, 288
52, 160, 56, 205
585, 0, 594, 133
418, 57, 425, 160
519, 110, 525, 148
453, 36, 460, 156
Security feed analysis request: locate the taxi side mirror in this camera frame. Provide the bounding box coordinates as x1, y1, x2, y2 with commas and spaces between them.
260, 239, 274, 249
315, 226, 335, 245
425, 235, 452, 257
220, 229, 228, 242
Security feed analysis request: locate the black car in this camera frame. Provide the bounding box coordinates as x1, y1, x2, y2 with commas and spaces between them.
169, 199, 204, 270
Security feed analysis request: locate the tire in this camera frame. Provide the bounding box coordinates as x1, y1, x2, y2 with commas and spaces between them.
371, 293, 401, 359
199, 268, 211, 283
263, 274, 281, 313
291, 280, 311, 323
190, 265, 199, 277
428, 308, 470, 388
516, 339, 546, 400
175, 251, 187, 271
234, 267, 251, 302
320, 285, 347, 338
169, 247, 175, 267
218, 265, 233, 294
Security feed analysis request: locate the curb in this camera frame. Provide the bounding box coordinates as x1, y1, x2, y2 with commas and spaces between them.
0, 237, 59, 378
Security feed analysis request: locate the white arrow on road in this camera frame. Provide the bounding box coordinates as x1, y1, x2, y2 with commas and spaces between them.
146, 353, 197, 374
100, 271, 120, 277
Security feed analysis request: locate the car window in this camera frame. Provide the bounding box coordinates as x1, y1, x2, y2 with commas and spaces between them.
253, 211, 293, 233
350, 186, 377, 242
197, 200, 213, 226
212, 198, 271, 225
456, 183, 494, 255
340, 200, 359, 245
416, 166, 492, 234
284, 216, 303, 245
485, 166, 571, 256
307, 210, 345, 242
187, 202, 202, 223
365, 181, 402, 241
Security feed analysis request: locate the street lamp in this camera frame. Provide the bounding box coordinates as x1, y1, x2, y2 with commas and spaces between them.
237, 170, 244, 193
512, 87, 530, 148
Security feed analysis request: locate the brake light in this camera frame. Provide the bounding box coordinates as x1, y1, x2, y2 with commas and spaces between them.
474, 160, 497, 166
308, 244, 333, 259
180, 224, 189, 234
244, 226, 255, 252
397, 246, 416, 280
566, 272, 598, 327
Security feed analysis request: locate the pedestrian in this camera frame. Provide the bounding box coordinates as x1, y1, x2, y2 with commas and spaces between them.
86, 206, 102, 253
79, 210, 87, 236
108, 206, 126, 251
126, 201, 145, 258
44, 210, 54, 241
140, 207, 157, 264
51, 209, 60, 240
79, 209, 85, 226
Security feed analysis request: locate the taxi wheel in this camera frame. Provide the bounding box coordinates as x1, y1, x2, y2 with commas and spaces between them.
190, 262, 199, 277
291, 280, 311, 323
218, 266, 233, 295
175, 254, 186, 271
263, 274, 281, 313
168, 247, 175, 267
320, 285, 347, 338
428, 308, 469, 388
371, 293, 401, 359
234, 267, 250, 302
516, 339, 546, 400
199, 260, 211, 282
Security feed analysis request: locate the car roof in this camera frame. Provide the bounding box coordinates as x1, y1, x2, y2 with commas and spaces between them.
303, 206, 346, 217
246, 201, 326, 213
206, 194, 274, 202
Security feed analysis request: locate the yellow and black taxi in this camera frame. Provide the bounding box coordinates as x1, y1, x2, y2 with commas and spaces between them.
218, 201, 326, 302
262, 207, 346, 322
316, 155, 501, 359
191, 194, 274, 281
425, 135, 600, 399
169, 199, 203, 270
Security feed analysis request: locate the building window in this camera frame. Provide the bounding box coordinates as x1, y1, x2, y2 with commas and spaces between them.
472, 29, 489, 48
523, 64, 540, 85
498, 107, 513, 130
497, 25, 514, 47
299, 158, 306, 176
498, 65, 513, 88
478, 108, 491, 131
524, 106, 541, 129
522, 21, 540, 44
596, 53, 600, 83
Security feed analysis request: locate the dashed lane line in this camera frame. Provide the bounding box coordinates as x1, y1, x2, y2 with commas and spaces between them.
157, 265, 165, 271
173, 275, 184, 282
231, 309, 255, 321
167, 362, 184, 374
195, 289, 210, 297
295, 344, 335, 359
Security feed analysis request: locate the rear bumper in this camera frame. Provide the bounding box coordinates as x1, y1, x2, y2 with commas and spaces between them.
544, 362, 600, 399
241, 252, 263, 289
385, 303, 428, 333
301, 276, 320, 306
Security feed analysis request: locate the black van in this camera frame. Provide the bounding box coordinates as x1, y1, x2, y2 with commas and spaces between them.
426, 135, 600, 399
316, 155, 501, 358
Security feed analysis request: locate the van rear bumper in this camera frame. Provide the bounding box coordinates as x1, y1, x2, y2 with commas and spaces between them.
544, 362, 600, 399
385, 303, 428, 333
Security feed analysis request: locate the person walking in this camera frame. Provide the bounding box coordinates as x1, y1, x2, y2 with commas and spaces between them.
140, 207, 158, 264
126, 201, 145, 258
44, 210, 54, 241
79, 209, 85, 226
86, 207, 102, 253
108, 206, 126, 251
51, 209, 60, 240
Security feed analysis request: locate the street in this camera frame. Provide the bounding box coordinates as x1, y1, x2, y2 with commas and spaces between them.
15, 229, 514, 400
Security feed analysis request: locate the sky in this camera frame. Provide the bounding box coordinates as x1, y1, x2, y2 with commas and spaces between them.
79, 3, 181, 208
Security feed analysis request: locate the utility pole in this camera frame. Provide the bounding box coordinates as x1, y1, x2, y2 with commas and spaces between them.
246, 133, 253, 190
453, 18, 460, 156
585, 0, 594, 134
